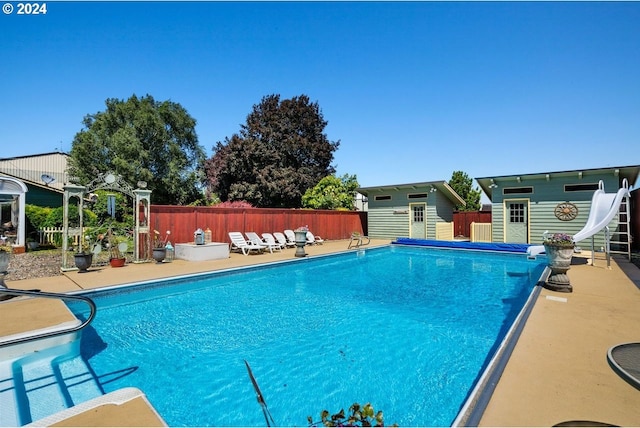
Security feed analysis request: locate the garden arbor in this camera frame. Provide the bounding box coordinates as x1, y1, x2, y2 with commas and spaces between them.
62, 172, 152, 271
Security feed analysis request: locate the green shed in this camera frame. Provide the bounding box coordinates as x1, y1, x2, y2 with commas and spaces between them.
476, 165, 639, 252
356, 181, 465, 240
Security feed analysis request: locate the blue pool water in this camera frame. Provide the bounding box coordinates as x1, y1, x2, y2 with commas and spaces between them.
68, 246, 545, 426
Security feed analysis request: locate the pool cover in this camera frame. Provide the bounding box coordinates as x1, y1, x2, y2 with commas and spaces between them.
392, 238, 533, 253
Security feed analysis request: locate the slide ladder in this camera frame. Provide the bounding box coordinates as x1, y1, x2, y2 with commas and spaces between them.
608, 194, 631, 261
527, 179, 631, 264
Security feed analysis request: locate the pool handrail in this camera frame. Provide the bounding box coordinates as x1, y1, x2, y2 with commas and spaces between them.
0, 287, 97, 348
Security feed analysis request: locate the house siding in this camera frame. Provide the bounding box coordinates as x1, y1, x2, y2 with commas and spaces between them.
365, 187, 457, 240
491, 174, 624, 247
0, 152, 69, 192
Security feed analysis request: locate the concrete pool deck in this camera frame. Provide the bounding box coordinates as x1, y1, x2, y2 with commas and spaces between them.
2, 239, 640, 426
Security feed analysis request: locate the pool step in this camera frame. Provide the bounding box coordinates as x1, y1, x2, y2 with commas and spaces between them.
0, 344, 102, 426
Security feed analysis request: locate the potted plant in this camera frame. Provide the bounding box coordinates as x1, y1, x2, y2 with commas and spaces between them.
75, 229, 104, 272
542, 232, 575, 292
26, 235, 39, 251
0, 245, 10, 275
294, 226, 308, 257
307, 402, 391, 427
107, 228, 128, 267
152, 229, 171, 263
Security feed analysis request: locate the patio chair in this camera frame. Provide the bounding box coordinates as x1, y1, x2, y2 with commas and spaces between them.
261, 233, 284, 252
246, 232, 280, 253
283, 229, 296, 245
348, 232, 370, 249
228, 232, 266, 256
306, 231, 324, 245
274, 232, 295, 248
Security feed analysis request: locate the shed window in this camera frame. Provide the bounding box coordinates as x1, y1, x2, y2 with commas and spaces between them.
509, 203, 526, 223
374, 195, 391, 201
503, 187, 533, 195
408, 193, 428, 199
565, 183, 599, 192
413, 205, 424, 222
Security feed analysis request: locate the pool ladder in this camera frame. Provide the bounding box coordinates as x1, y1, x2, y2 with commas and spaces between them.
0, 287, 97, 348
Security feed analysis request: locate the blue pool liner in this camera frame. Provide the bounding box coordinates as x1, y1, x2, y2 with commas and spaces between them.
392, 238, 533, 253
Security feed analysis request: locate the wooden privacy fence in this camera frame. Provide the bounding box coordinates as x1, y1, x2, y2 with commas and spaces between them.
453, 211, 492, 238
151, 206, 368, 245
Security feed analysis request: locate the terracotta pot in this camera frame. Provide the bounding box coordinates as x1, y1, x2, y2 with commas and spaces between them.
110, 257, 126, 268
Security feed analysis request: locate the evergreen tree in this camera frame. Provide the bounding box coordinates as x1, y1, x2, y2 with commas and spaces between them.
449, 171, 481, 211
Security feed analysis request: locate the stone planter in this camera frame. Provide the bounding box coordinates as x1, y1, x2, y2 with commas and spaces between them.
74, 253, 93, 273
544, 244, 574, 292
294, 230, 307, 258
0, 250, 9, 273
152, 248, 167, 263
0, 250, 9, 287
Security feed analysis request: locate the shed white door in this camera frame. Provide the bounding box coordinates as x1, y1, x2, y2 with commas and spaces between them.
410, 203, 426, 239
505, 201, 528, 243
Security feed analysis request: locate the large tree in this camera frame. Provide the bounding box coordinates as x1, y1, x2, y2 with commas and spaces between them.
205, 94, 340, 208
302, 174, 359, 210
68, 94, 206, 205
449, 171, 482, 211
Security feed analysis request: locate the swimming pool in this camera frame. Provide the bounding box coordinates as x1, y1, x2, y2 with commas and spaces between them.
67, 245, 545, 426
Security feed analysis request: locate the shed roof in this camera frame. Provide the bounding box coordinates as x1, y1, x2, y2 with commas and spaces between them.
476, 165, 640, 200
357, 180, 465, 206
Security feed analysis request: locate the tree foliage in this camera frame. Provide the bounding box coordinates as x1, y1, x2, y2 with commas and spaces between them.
204, 94, 340, 208
302, 174, 359, 210
449, 171, 481, 211
68, 94, 206, 205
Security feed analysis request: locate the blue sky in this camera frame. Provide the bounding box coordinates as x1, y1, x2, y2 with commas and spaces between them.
2, 1, 639, 198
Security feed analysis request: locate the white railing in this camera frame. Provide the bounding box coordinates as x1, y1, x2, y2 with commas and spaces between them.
40, 227, 84, 246
470, 222, 492, 243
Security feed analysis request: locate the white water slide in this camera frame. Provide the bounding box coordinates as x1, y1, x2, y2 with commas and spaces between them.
527, 179, 630, 257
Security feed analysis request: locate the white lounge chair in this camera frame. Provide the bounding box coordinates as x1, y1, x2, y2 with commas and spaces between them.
306, 231, 324, 245
284, 229, 297, 245
274, 232, 295, 248
246, 232, 280, 253
228, 232, 266, 255
261, 233, 284, 252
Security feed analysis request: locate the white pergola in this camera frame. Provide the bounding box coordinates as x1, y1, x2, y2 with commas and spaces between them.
0, 176, 28, 248
62, 172, 152, 270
